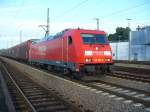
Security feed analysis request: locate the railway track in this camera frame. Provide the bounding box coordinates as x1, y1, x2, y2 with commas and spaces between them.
79, 79, 150, 111
28, 62, 150, 107
1, 58, 150, 111
113, 65, 150, 77
0, 63, 82, 112
108, 71, 150, 83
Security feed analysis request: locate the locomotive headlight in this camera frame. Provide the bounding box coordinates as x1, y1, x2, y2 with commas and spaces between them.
85, 59, 89, 62
85, 58, 91, 62
85, 51, 93, 56
107, 59, 111, 61
104, 51, 111, 56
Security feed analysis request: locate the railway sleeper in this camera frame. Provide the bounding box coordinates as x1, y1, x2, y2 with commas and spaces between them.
30, 98, 56, 103
33, 101, 63, 107
36, 105, 69, 112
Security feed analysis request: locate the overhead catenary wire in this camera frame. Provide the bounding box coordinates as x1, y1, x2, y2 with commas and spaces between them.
94, 0, 150, 30
102, 0, 150, 18
50, 0, 150, 31
13, 0, 25, 23
51, 0, 150, 22
12, 0, 25, 44
52, 0, 89, 21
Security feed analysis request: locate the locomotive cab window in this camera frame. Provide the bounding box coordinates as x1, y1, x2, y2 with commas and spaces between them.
81, 34, 108, 44
68, 36, 72, 45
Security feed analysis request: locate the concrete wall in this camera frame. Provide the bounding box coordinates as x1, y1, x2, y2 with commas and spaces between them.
110, 42, 129, 60
110, 42, 150, 61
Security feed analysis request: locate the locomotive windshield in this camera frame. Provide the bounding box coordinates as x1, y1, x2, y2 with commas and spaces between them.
81, 34, 108, 44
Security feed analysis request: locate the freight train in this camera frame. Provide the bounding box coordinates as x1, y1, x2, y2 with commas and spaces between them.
0, 39, 38, 61
0, 29, 113, 79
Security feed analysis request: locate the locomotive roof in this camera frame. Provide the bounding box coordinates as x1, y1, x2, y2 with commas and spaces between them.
39, 28, 106, 42
53, 28, 105, 38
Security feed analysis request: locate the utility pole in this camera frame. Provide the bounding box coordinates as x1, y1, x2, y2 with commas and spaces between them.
126, 18, 132, 61
126, 18, 131, 28
94, 18, 99, 30
20, 30, 22, 43
47, 8, 49, 36
11, 39, 13, 47
39, 8, 50, 37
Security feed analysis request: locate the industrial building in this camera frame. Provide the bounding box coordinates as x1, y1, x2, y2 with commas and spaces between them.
110, 26, 150, 61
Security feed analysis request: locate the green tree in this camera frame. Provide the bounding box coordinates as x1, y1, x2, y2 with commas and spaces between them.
108, 27, 130, 42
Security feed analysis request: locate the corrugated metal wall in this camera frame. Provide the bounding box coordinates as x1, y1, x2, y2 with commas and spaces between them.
130, 45, 150, 61
130, 27, 150, 45
110, 27, 150, 61
145, 28, 150, 45
130, 27, 150, 61
130, 45, 146, 61
130, 31, 145, 45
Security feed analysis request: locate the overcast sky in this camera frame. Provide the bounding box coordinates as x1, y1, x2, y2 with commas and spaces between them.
0, 0, 150, 49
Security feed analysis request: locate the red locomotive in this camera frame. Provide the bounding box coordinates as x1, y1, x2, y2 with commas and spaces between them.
29, 29, 113, 78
